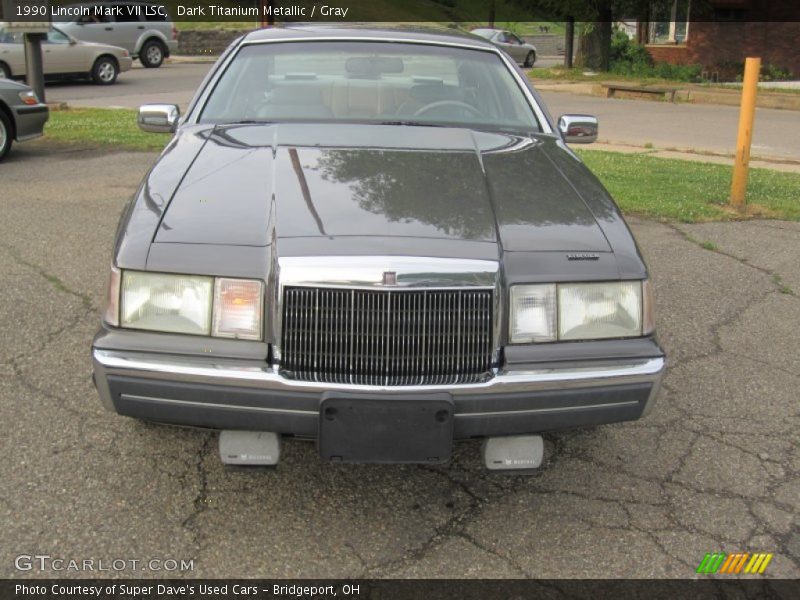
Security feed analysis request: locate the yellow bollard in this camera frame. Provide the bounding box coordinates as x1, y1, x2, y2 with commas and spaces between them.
730, 57, 761, 209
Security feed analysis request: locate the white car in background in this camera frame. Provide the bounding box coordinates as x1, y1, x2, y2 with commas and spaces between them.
0, 26, 132, 85
470, 28, 537, 67
55, 1, 178, 68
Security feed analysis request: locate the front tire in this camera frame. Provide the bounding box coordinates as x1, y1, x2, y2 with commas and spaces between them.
92, 56, 118, 85
0, 62, 11, 79
0, 110, 13, 161
524, 51, 536, 68
140, 40, 165, 68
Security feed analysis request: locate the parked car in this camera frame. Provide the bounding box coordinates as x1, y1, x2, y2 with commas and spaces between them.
92, 26, 664, 469
0, 25, 132, 84
54, 1, 178, 68
0, 79, 48, 160
470, 28, 537, 67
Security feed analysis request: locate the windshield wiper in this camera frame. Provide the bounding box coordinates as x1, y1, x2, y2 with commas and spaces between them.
218, 120, 276, 126
379, 120, 447, 128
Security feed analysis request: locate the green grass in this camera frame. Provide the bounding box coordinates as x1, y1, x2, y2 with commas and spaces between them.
45, 109, 800, 223
576, 149, 800, 222
771, 274, 794, 294
46, 108, 169, 152
529, 66, 685, 86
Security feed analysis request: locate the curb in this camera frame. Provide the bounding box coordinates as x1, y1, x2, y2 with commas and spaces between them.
592, 141, 800, 173
532, 80, 800, 111
166, 55, 219, 64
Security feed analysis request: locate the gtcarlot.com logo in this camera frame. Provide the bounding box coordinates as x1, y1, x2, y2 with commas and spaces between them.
696, 552, 773, 575
14, 554, 195, 572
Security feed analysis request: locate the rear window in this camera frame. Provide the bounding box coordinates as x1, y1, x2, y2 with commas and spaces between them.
200, 41, 540, 133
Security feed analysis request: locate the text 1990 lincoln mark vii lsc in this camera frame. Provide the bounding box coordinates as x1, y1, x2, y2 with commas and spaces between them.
92, 26, 665, 469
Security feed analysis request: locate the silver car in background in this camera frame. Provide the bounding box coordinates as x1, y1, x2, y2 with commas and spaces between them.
0, 79, 48, 161
0, 25, 132, 84
55, 1, 178, 68
470, 28, 537, 67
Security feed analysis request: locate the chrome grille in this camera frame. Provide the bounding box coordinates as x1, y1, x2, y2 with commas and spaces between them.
281, 287, 493, 386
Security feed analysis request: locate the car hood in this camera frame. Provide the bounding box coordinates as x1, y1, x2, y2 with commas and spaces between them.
154, 123, 611, 254
78, 40, 126, 54
0, 79, 34, 93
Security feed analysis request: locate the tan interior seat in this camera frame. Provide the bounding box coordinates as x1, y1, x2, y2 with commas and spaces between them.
326, 80, 404, 118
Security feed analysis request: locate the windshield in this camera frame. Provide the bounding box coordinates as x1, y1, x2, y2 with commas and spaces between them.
470, 29, 496, 40
200, 41, 540, 132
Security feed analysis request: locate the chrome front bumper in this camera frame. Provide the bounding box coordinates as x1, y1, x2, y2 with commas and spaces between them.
92, 348, 665, 438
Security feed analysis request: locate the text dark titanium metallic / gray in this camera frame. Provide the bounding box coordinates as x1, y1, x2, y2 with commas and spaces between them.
92, 25, 666, 465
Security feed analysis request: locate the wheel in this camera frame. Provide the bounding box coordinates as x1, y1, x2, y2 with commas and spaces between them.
92, 56, 118, 85
524, 51, 536, 68
0, 62, 11, 79
140, 40, 165, 68
0, 110, 13, 161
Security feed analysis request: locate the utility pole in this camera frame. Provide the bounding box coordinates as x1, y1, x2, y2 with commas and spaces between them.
565, 17, 574, 68
23, 33, 46, 102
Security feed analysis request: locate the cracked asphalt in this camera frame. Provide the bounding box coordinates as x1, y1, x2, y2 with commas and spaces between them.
1, 142, 798, 579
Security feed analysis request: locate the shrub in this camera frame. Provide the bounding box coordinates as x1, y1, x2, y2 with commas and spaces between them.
609, 29, 702, 82
610, 30, 652, 69
761, 64, 793, 81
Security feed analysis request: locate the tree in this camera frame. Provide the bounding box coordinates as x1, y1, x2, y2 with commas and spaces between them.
521, 0, 670, 71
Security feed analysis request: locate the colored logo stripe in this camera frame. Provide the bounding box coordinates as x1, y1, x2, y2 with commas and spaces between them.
719, 553, 749, 574
697, 553, 726, 574
745, 553, 773, 574
696, 552, 773, 574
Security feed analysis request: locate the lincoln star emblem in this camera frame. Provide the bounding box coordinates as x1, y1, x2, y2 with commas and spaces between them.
382, 271, 398, 285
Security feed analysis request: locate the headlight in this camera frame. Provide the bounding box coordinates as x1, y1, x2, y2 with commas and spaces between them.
121, 272, 213, 335
18, 90, 39, 106
510, 280, 650, 343
558, 281, 642, 340
116, 271, 264, 339
509, 284, 556, 343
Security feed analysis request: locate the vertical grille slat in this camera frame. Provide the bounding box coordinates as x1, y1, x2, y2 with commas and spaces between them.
282, 286, 493, 386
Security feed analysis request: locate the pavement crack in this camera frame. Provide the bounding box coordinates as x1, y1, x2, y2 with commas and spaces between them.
367, 463, 520, 577
725, 351, 800, 379
0, 242, 96, 312
667, 222, 798, 298
453, 531, 530, 577
181, 433, 214, 551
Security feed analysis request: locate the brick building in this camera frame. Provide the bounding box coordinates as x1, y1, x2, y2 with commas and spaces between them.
643, 1, 800, 79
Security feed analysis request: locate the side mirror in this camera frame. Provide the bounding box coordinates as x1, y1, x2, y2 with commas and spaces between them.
558, 114, 598, 144
138, 104, 180, 133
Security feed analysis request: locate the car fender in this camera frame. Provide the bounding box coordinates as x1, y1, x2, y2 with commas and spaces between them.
134, 30, 169, 56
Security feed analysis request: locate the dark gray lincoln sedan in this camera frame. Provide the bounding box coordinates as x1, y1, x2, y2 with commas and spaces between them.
92, 26, 665, 469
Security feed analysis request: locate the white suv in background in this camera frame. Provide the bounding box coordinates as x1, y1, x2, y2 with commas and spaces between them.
55, 1, 178, 68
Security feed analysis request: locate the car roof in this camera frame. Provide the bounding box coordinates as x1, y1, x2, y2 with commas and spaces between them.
242, 24, 498, 51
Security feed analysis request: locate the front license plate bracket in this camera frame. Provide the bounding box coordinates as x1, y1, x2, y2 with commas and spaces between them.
318, 394, 454, 464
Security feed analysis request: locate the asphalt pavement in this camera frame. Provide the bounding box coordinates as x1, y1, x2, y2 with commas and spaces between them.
42, 61, 800, 163
1, 144, 798, 578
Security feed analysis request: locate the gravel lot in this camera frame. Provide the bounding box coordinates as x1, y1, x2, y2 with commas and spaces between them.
1, 143, 798, 579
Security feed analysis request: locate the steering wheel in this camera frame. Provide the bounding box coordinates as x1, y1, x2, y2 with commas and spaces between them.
413, 100, 482, 118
